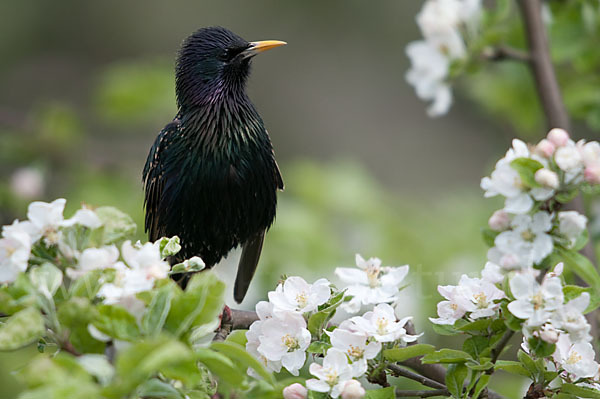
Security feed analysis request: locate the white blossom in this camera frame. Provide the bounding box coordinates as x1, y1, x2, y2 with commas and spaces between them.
405, 41, 452, 117
336, 254, 409, 313
326, 325, 381, 377
257, 311, 311, 376
97, 241, 169, 306
547, 128, 570, 147
26, 198, 66, 244
554, 334, 599, 380
488, 210, 510, 232
535, 139, 556, 158
307, 348, 354, 398
268, 276, 330, 314
0, 222, 31, 284
558, 211, 588, 247
66, 245, 119, 279
508, 273, 563, 327
350, 303, 420, 343
246, 302, 283, 374
61, 207, 102, 229
534, 169, 559, 189
552, 293, 592, 343
555, 145, 584, 174
429, 284, 467, 325
481, 262, 504, 284
490, 212, 554, 269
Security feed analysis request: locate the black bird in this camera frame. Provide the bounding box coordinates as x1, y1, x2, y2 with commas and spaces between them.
143, 27, 285, 302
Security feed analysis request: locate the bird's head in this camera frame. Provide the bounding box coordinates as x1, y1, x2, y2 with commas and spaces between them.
176, 26, 286, 107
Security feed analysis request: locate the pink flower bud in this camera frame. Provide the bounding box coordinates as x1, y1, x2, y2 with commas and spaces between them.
488, 210, 510, 232
584, 164, 600, 184
283, 383, 307, 399
535, 139, 555, 158
547, 128, 570, 147
341, 380, 366, 399
499, 253, 519, 269
534, 168, 559, 189
539, 324, 559, 344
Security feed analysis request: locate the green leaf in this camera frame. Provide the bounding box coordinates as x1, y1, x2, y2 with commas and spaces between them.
463, 336, 491, 359
518, 350, 542, 381
57, 297, 96, 327
308, 290, 345, 338
446, 363, 468, 398
92, 304, 140, 341
510, 157, 544, 188
528, 337, 556, 358
136, 379, 183, 399
142, 283, 175, 336
457, 318, 492, 332
572, 228, 589, 251
495, 360, 531, 377
422, 349, 472, 364
0, 307, 45, 350
0, 273, 36, 314
307, 341, 332, 356
164, 272, 225, 338
211, 340, 275, 384
472, 374, 491, 399
431, 323, 460, 336
195, 347, 246, 387
364, 387, 395, 399
561, 383, 600, 398
95, 206, 136, 244
557, 247, 600, 292
556, 188, 579, 204
383, 344, 435, 362
466, 360, 493, 371
481, 228, 499, 247
29, 263, 63, 298
69, 269, 112, 299
225, 330, 248, 347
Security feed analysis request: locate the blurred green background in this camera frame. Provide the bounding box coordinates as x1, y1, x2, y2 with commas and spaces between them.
1, 1, 598, 398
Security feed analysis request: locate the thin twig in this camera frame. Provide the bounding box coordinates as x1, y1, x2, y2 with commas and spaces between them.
388, 364, 446, 390
482, 46, 531, 62
396, 389, 449, 398
490, 330, 515, 364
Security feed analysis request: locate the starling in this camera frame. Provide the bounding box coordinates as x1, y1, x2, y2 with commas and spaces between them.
143, 27, 285, 302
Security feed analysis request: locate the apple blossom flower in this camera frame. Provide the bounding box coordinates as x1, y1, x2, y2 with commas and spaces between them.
507, 272, 563, 327
488, 210, 510, 232
61, 207, 102, 229
257, 311, 311, 376
326, 325, 381, 377
534, 168, 559, 189
584, 164, 600, 184
558, 211, 588, 248
429, 284, 468, 325
97, 241, 169, 306
350, 303, 420, 344
10, 167, 44, 200
405, 41, 452, 117
535, 139, 556, 158
489, 212, 554, 269
481, 261, 504, 284
555, 145, 584, 175
283, 383, 307, 399
481, 140, 553, 214
554, 334, 599, 380
538, 323, 559, 344
336, 254, 409, 313
341, 379, 366, 399
552, 293, 592, 343
307, 348, 354, 398
268, 276, 330, 314
547, 128, 570, 147
26, 198, 67, 245
455, 275, 506, 319
245, 303, 282, 374
0, 223, 31, 284
66, 245, 120, 279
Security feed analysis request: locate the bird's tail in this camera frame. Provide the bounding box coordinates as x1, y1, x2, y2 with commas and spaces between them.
234, 231, 265, 303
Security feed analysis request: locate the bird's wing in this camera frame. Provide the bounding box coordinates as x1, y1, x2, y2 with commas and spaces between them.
274, 158, 284, 191
234, 230, 265, 303
143, 118, 181, 241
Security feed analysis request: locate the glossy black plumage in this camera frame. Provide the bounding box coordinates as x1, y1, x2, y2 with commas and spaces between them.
143, 27, 283, 302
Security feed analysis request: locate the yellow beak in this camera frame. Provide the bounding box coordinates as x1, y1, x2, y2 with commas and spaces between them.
246, 40, 287, 56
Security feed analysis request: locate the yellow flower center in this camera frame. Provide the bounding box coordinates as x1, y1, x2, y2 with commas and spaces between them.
296, 292, 308, 309
567, 351, 582, 365
521, 230, 535, 242
366, 265, 381, 288
324, 369, 339, 387
450, 303, 458, 311
532, 292, 544, 310
347, 345, 364, 360
376, 317, 389, 335
282, 334, 299, 351
473, 292, 488, 308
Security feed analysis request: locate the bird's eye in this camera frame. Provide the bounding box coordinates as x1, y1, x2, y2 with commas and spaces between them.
219, 45, 249, 62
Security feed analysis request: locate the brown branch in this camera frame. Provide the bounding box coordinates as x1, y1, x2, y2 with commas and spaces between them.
388, 364, 446, 390
517, 0, 600, 348
490, 330, 515, 365
396, 389, 449, 398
